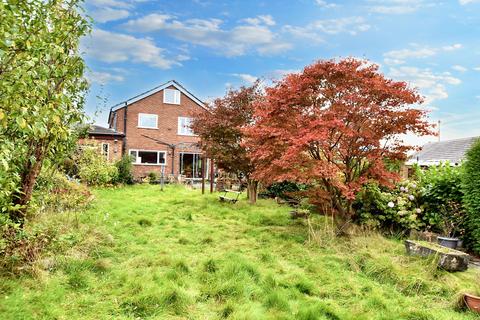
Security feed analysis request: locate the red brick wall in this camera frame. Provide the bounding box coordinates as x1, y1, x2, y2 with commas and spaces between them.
111, 85, 204, 178
78, 136, 123, 162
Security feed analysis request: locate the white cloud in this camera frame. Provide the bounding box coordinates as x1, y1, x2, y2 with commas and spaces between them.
474, 66, 480, 71
283, 16, 370, 42
124, 14, 291, 56
315, 0, 337, 8
452, 65, 468, 72
84, 29, 181, 69
87, 0, 142, 23
90, 7, 130, 23
242, 15, 275, 26
88, 71, 125, 84
459, 0, 480, 5
230, 73, 258, 84
384, 43, 463, 65
389, 66, 461, 106
443, 43, 462, 51
367, 0, 434, 14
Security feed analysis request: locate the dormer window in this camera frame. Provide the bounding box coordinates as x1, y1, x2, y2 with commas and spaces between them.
164, 88, 181, 105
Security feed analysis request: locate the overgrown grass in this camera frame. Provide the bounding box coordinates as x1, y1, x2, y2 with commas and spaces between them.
1, 184, 480, 319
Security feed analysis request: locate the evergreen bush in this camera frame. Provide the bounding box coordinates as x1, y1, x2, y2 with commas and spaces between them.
462, 139, 480, 254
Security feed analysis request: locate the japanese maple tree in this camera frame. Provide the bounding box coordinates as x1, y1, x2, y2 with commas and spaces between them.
191, 82, 263, 203
244, 58, 435, 219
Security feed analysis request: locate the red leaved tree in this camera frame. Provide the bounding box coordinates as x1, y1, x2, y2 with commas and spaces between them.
244, 58, 435, 219
191, 82, 263, 203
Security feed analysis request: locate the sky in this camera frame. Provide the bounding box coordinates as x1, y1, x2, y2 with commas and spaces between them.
82, 0, 480, 144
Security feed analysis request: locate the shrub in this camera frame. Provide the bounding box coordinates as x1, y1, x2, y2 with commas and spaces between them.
0, 223, 55, 273
417, 163, 465, 236
148, 171, 158, 184
77, 143, 118, 186
354, 181, 423, 234
115, 155, 134, 185
33, 170, 92, 213
462, 138, 480, 254
261, 181, 308, 201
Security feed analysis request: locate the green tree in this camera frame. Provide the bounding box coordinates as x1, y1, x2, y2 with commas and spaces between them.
462, 139, 480, 254
0, 0, 90, 226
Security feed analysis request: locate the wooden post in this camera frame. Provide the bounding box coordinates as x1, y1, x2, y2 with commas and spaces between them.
210, 159, 214, 193
201, 156, 206, 194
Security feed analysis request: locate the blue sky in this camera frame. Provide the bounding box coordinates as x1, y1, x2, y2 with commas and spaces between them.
82, 0, 480, 143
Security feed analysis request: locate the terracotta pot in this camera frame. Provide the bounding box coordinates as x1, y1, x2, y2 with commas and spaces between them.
464, 293, 480, 313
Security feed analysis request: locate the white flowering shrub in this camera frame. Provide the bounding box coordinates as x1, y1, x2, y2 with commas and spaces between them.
354, 180, 425, 233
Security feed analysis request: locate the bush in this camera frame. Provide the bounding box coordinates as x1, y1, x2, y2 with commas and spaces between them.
77, 143, 118, 186
33, 170, 92, 213
354, 181, 423, 234
417, 163, 465, 236
355, 164, 467, 237
115, 155, 134, 185
462, 139, 480, 254
261, 181, 308, 201
148, 171, 158, 184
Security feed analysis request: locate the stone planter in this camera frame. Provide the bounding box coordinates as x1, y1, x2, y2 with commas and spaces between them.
437, 236, 460, 249
404, 240, 470, 272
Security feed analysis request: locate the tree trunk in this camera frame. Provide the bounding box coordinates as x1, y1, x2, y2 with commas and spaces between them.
11, 142, 46, 226
247, 179, 258, 204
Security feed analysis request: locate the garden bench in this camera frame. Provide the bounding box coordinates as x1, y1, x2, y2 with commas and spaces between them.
219, 189, 241, 203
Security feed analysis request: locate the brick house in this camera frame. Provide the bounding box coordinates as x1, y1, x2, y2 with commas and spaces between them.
86, 80, 209, 180
82, 125, 125, 162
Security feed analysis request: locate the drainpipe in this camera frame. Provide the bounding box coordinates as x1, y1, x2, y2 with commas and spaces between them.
122, 102, 128, 155
171, 145, 175, 175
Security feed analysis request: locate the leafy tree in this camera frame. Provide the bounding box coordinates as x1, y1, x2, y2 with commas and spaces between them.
462, 139, 480, 254
0, 0, 90, 226
244, 58, 434, 220
191, 83, 263, 203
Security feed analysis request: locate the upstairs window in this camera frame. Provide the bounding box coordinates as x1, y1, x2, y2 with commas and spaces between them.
164, 89, 181, 105
129, 150, 166, 165
138, 113, 158, 129
178, 117, 194, 136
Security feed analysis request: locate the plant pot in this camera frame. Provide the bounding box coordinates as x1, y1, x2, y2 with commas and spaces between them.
464, 293, 480, 313
437, 236, 460, 249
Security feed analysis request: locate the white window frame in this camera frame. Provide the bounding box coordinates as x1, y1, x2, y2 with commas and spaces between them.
163, 88, 181, 105
129, 149, 166, 166
137, 113, 158, 129
177, 117, 196, 136
101, 143, 109, 160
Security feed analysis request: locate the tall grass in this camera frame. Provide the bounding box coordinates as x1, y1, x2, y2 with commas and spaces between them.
0, 184, 479, 319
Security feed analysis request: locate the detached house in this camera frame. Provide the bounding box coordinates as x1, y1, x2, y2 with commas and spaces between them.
86, 80, 208, 180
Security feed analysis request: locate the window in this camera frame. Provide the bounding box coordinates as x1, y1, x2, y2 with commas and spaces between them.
178, 117, 195, 136
101, 143, 109, 160
129, 150, 166, 165
138, 113, 158, 129
164, 89, 181, 105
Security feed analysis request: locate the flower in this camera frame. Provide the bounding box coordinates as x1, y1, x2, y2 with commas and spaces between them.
388, 201, 395, 208
408, 195, 415, 201
405, 187, 409, 192
400, 186, 405, 192
416, 208, 421, 213
411, 183, 417, 189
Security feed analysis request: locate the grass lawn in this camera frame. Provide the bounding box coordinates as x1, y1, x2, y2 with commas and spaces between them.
1, 184, 480, 319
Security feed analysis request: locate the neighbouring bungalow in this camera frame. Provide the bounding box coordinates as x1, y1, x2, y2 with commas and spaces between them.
405, 136, 479, 172
83, 80, 212, 180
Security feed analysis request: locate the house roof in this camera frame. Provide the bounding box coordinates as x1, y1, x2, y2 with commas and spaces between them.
109, 80, 206, 113
406, 136, 479, 166
88, 125, 124, 136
